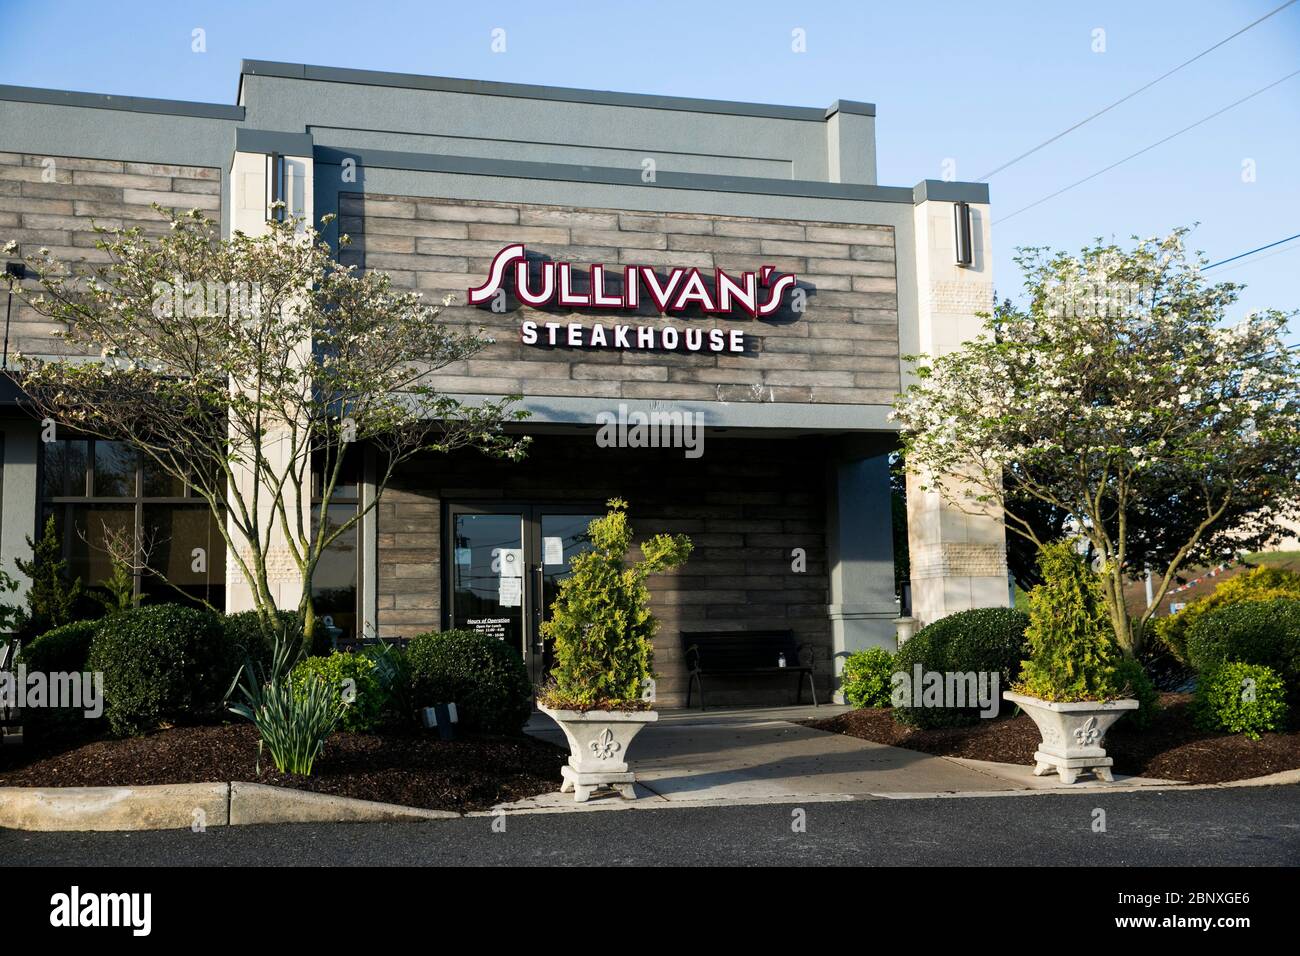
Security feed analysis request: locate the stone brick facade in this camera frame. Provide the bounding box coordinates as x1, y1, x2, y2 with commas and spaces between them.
0, 152, 222, 357
339, 193, 900, 406
376, 434, 833, 707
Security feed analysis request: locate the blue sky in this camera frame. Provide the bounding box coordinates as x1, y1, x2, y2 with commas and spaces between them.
1, 0, 1297, 343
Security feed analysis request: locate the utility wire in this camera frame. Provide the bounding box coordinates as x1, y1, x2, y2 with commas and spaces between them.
977, 0, 1299, 181
993, 68, 1300, 225
1203, 232, 1300, 270
1209, 241, 1300, 277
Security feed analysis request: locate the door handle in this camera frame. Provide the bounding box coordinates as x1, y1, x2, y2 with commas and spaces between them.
533, 564, 545, 649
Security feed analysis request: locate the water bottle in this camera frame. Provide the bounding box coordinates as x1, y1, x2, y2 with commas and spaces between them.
778, 652, 787, 668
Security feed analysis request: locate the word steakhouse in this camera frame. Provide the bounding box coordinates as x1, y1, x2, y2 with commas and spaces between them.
468, 243, 800, 354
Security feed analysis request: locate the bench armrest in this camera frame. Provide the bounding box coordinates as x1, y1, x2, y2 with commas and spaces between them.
795, 643, 815, 669
685, 644, 701, 671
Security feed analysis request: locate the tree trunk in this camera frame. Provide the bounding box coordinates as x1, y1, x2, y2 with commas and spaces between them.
1103, 564, 1136, 657
299, 590, 318, 658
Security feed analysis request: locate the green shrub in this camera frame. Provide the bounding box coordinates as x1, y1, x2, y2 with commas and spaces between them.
18, 619, 101, 674
360, 640, 412, 724
221, 609, 304, 672
539, 499, 692, 709
893, 607, 1030, 728
1014, 542, 1122, 702
291, 652, 386, 732
15, 514, 87, 638
228, 632, 340, 775
842, 647, 895, 708
406, 629, 533, 734
1195, 662, 1289, 739
1155, 566, 1300, 664
87, 604, 235, 736
1184, 598, 1300, 698
1113, 656, 1159, 729
15, 619, 104, 737
0, 562, 24, 634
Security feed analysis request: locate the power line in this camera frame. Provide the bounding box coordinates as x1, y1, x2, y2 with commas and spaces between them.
993, 68, 1300, 225
1203, 232, 1300, 270
1210, 241, 1300, 277
977, 0, 1298, 181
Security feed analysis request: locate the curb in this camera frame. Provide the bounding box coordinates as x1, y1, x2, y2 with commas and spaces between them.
0, 782, 457, 832
228, 782, 458, 825
0, 783, 230, 832
3, 767, 1298, 830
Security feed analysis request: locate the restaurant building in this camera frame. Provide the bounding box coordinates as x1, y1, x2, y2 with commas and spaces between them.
0, 61, 1009, 706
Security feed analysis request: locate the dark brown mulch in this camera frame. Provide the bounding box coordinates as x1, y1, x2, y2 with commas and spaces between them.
0, 723, 567, 812
807, 693, 1300, 785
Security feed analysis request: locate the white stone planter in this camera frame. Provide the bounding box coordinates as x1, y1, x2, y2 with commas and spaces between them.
1003, 691, 1138, 785
537, 705, 658, 802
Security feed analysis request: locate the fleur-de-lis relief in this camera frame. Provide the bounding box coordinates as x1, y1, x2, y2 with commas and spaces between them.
589, 728, 621, 760
1073, 716, 1100, 746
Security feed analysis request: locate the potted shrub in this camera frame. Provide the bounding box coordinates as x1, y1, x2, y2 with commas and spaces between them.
537, 498, 691, 801
1003, 543, 1138, 784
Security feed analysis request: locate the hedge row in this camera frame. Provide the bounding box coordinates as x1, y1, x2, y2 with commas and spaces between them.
18, 606, 534, 738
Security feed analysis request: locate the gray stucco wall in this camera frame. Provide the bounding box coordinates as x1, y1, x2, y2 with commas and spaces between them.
237, 61, 873, 185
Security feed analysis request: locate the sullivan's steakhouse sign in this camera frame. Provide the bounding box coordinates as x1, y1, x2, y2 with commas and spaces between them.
467, 243, 800, 354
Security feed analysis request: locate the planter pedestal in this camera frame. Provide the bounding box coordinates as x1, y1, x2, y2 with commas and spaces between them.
1003, 691, 1138, 785
559, 765, 636, 801
538, 705, 658, 802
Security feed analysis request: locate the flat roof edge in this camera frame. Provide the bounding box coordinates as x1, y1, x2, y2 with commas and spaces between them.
0, 84, 244, 121
317, 145, 921, 203
913, 180, 990, 204
242, 59, 868, 121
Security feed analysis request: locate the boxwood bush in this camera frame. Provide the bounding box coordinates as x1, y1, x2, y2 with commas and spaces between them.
1113, 655, 1159, 729
221, 609, 304, 672
1195, 661, 1289, 739
88, 604, 237, 736
1184, 597, 1300, 703
406, 629, 533, 734
893, 607, 1029, 728
15, 619, 104, 737
18, 619, 101, 674
1155, 566, 1300, 665
291, 652, 387, 733
360, 640, 412, 724
841, 646, 895, 708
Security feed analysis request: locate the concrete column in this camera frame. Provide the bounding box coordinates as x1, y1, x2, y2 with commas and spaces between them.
826, 436, 898, 702
224, 144, 314, 614
825, 101, 877, 185
0, 419, 38, 604
904, 186, 1009, 627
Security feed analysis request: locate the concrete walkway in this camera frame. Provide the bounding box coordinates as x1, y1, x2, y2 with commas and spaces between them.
510, 705, 1183, 812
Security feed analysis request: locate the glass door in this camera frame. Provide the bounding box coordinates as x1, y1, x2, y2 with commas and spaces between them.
532, 510, 601, 681
446, 504, 600, 684
447, 508, 527, 662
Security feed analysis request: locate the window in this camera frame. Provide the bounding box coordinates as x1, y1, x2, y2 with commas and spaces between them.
39, 438, 226, 610
311, 451, 360, 646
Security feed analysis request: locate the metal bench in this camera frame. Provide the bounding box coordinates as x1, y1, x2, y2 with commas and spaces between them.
681, 629, 817, 710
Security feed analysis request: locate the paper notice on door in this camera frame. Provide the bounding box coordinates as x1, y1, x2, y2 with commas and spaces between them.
543, 536, 564, 566
496, 548, 523, 578
455, 548, 471, 567
498, 576, 522, 607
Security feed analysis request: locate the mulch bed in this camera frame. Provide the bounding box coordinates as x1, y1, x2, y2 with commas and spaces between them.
807, 693, 1300, 785
0, 723, 567, 813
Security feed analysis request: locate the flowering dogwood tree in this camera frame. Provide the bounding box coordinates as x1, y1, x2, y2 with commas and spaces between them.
895, 230, 1300, 654
3, 207, 528, 649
